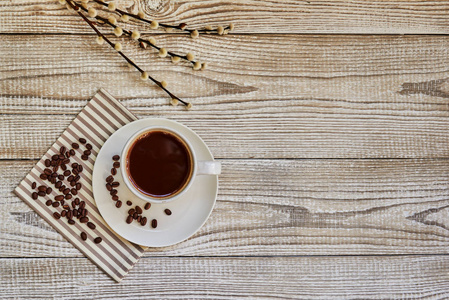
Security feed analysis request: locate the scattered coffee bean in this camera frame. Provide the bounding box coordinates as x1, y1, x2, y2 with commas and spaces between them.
87, 222, 96, 230
52, 165, 59, 173
115, 201, 122, 208
58, 154, 64, 160
110, 189, 117, 196
79, 138, 86, 144
61, 210, 67, 217
112, 155, 120, 161
70, 181, 76, 187
151, 219, 157, 228
55, 181, 62, 188
53, 212, 61, 219
60, 146, 66, 155
46, 187, 52, 195
86, 143, 93, 150
140, 217, 147, 226
72, 168, 79, 175
40, 174, 48, 180
38, 185, 46, 192
65, 151, 71, 158
111, 182, 120, 188
83, 149, 91, 156
63, 188, 70, 195
74, 175, 80, 182
74, 198, 80, 205
55, 195, 64, 201
79, 201, 85, 209
80, 216, 89, 223
111, 168, 117, 175
84, 210, 88, 217
38, 191, 46, 197
52, 154, 59, 161
80, 232, 87, 241
72, 142, 79, 149
73, 209, 78, 217
144, 203, 151, 210
128, 209, 135, 215
69, 149, 75, 156
137, 216, 141, 223
127, 201, 133, 206
68, 219, 75, 225
61, 164, 67, 172
94, 237, 102, 244
67, 210, 73, 219
126, 216, 133, 224
106, 183, 112, 191
106, 175, 114, 183
78, 165, 83, 172
76, 183, 82, 190
81, 155, 88, 161
113, 162, 120, 168
112, 195, 119, 201
63, 170, 71, 177
60, 200, 65, 206
58, 186, 65, 192
45, 159, 51, 167
45, 200, 52, 206
50, 177, 57, 184
63, 158, 70, 164
63, 204, 70, 209
71, 188, 77, 195
57, 174, 64, 180
65, 194, 72, 200
31, 182, 37, 189
72, 163, 78, 169
133, 212, 138, 220
164, 209, 172, 216
44, 169, 52, 176
135, 206, 142, 214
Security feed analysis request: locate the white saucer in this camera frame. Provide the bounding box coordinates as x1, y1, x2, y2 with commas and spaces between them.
92, 118, 218, 247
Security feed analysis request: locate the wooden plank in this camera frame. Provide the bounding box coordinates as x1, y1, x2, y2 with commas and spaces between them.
2, 0, 449, 34
3, 159, 449, 258
2, 255, 449, 298
2, 35, 449, 159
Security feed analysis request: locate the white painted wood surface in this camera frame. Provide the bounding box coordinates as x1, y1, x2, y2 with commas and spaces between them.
2, 0, 449, 298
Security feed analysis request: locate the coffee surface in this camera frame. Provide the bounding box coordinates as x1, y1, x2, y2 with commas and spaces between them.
127, 131, 192, 197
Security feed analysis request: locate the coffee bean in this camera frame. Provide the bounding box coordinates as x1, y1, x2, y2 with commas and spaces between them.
113, 162, 120, 168
72, 142, 79, 149
127, 201, 133, 206
60, 200, 65, 206
128, 209, 135, 215
79, 138, 86, 144
80, 217, 89, 223
79, 201, 85, 209
31, 182, 37, 189
111, 182, 120, 188
106, 175, 114, 183
105, 183, 112, 191
68, 219, 75, 225
46, 187, 52, 195
112, 155, 120, 161
71, 163, 77, 168
81, 155, 88, 161
70, 181, 76, 187
140, 217, 147, 226
60, 146, 66, 155
55, 195, 64, 201
135, 206, 142, 214
67, 210, 73, 219
45, 159, 51, 167
50, 160, 57, 167
78, 165, 83, 172
83, 150, 91, 156
38, 185, 46, 192
94, 237, 102, 244
40, 174, 48, 180
63, 204, 69, 209
58, 186, 64, 192
144, 203, 151, 210
58, 154, 65, 160
69, 149, 75, 156
74, 198, 80, 205
53, 212, 61, 219
61, 210, 67, 217
51, 177, 57, 184
52, 165, 59, 173
87, 222, 96, 230
63, 188, 70, 195
83, 209, 88, 217
76, 183, 81, 190
115, 201, 122, 208
73, 209, 78, 217
63, 158, 70, 164
45, 200, 52, 206
110, 189, 117, 196
72, 168, 79, 175
151, 219, 157, 228
55, 181, 62, 188
80, 232, 87, 241
86, 143, 92, 150
65, 194, 72, 200
112, 195, 119, 201
71, 188, 77, 195
44, 168, 52, 175
133, 212, 138, 220
51, 201, 60, 208
57, 174, 64, 180
38, 191, 46, 197
65, 151, 71, 158
63, 170, 71, 177
52, 154, 59, 161
111, 168, 117, 175
74, 175, 80, 182
61, 164, 67, 172
126, 216, 133, 224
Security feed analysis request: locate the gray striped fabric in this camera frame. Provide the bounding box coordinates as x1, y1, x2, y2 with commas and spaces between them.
14, 89, 147, 282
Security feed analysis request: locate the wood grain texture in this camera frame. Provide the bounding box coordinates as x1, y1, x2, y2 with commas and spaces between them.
3, 159, 449, 257
2, 35, 449, 159
2, 0, 449, 34
3, 256, 449, 299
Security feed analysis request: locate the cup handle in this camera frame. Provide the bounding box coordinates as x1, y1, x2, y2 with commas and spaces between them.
197, 161, 221, 175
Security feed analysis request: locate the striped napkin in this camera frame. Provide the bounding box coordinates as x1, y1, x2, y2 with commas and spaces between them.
14, 89, 146, 282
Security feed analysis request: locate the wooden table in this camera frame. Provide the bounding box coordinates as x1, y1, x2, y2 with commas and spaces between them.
2, 0, 449, 298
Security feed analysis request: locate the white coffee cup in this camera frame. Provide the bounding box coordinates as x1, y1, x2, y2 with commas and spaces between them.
121, 126, 221, 203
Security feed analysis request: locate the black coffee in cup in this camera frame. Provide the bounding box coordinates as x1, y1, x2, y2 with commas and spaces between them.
125, 130, 193, 198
